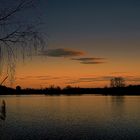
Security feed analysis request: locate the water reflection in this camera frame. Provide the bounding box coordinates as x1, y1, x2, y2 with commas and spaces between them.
111, 96, 125, 117
0, 95, 140, 140
0, 100, 6, 121
111, 96, 125, 105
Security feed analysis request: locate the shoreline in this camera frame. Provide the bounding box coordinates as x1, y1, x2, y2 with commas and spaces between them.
1, 85, 140, 96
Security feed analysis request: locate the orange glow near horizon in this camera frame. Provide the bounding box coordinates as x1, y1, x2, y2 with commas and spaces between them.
3, 55, 139, 89
2, 39, 140, 89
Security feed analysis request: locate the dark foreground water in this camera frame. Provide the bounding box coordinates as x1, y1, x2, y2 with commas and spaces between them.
0, 95, 140, 140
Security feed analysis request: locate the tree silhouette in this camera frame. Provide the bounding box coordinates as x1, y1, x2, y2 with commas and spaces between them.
0, 0, 46, 83
16, 85, 21, 91
110, 77, 125, 88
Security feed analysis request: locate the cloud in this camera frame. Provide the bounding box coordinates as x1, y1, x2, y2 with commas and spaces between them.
18, 75, 51, 80
110, 72, 128, 75
66, 76, 111, 84
72, 58, 104, 61
17, 75, 69, 81
39, 48, 106, 65
80, 61, 105, 64
66, 76, 140, 85
71, 57, 106, 64
39, 48, 85, 57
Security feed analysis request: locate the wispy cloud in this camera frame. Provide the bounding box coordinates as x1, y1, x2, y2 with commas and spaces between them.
39, 48, 85, 57
18, 75, 52, 81
66, 76, 140, 85
71, 57, 106, 64
17, 75, 69, 81
66, 76, 111, 84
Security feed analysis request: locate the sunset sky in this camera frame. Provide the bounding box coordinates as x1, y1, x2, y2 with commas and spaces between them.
2, 0, 140, 88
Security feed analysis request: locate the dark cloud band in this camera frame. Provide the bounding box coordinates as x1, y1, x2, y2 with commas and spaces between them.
72, 57, 106, 64
39, 48, 85, 57
39, 48, 106, 64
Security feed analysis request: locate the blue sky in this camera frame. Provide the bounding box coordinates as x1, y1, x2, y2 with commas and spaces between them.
45, 0, 140, 40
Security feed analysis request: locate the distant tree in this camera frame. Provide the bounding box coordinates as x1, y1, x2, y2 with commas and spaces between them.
0, 0, 46, 83
16, 85, 21, 91
49, 85, 55, 89
110, 77, 125, 88
65, 85, 72, 89
56, 86, 61, 91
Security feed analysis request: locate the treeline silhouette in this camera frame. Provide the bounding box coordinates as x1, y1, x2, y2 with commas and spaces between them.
0, 85, 140, 95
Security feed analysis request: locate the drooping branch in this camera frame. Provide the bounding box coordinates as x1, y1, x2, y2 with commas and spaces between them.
0, 0, 46, 84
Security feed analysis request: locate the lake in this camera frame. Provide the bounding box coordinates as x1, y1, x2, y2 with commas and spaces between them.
0, 95, 140, 140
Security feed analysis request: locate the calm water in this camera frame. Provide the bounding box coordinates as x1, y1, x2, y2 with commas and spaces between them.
0, 95, 140, 140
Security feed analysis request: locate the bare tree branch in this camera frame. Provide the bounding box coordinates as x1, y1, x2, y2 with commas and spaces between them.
0, 0, 33, 21
0, 0, 46, 84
